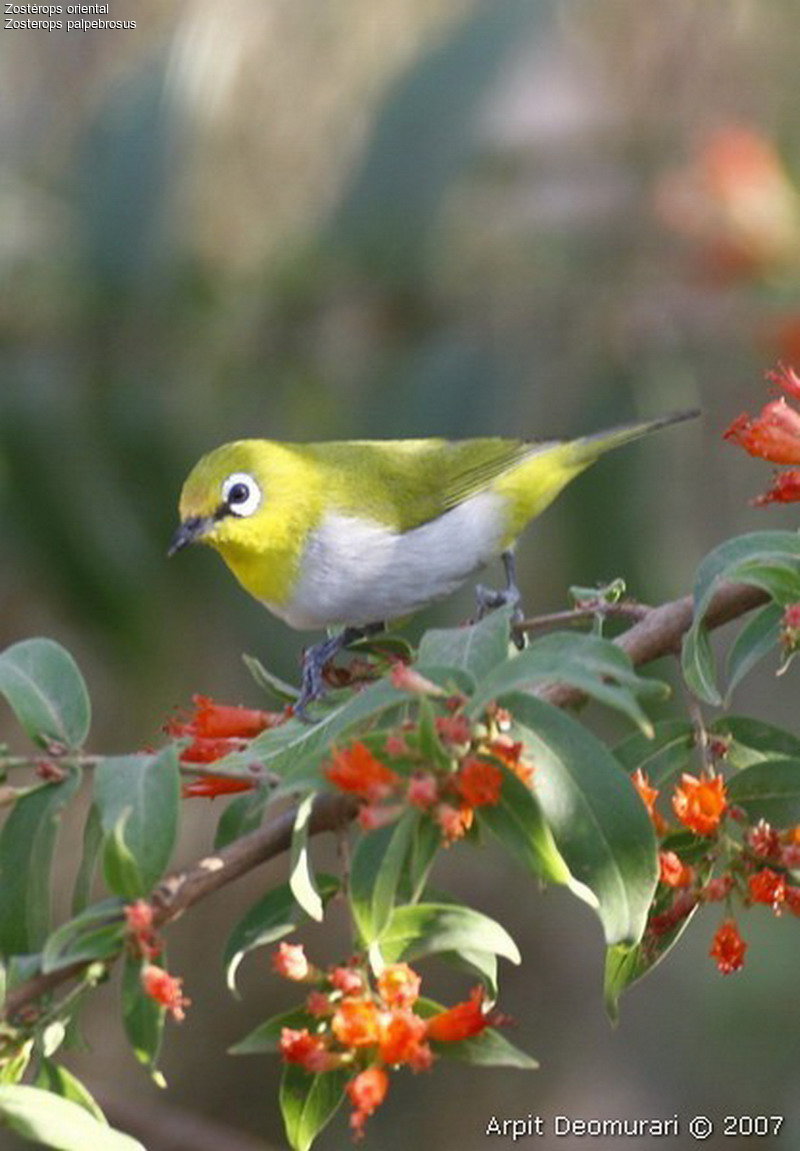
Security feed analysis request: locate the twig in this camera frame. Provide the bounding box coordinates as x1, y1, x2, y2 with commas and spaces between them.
518, 601, 651, 635
1, 579, 769, 1022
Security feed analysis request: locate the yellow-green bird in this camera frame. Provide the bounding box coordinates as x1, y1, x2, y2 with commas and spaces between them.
170, 411, 697, 713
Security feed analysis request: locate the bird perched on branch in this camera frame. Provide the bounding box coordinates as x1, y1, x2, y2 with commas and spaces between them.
170, 410, 698, 715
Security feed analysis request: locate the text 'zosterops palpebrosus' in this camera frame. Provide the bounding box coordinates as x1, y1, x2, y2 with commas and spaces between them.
169, 410, 698, 714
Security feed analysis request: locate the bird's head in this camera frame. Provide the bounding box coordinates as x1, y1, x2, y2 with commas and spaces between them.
169, 441, 283, 558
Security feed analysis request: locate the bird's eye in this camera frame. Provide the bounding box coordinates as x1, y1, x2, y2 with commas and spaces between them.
222, 472, 262, 517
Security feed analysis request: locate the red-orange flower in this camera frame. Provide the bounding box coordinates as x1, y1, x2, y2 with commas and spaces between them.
181, 773, 258, 798
486, 737, 534, 786
748, 867, 787, 911
347, 1066, 389, 1139
724, 398, 800, 465
378, 1009, 431, 1070
178, 737, 248, 765
425, 986, 491, 1043
631, 768, 666, 834
377, 963, 421, 1010
279, 1027, 333, 1073
141, 964, 191, 1021
326, 742, 400, 802
659, 850, 694, 888
330, 966, 366, 997
454, 757, 503, 808
753, 468, 800, 506
124, 900, 159, 960
331, 998, 382, 1048
672, 772, 727, 835
407, 773, 439, 809
389, 663, 443, 696
435, 714, 473, 746
709, 919, 747, 974
747, 818, 781, 859
167, 695, 282, 739
272, 942, 311, 981
436, 803, 474, 844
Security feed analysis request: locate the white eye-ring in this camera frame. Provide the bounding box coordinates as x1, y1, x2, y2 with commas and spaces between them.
222, 472, 262, 518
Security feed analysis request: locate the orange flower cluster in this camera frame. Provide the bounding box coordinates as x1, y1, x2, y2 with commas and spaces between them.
141, 963, 191, 1022
274, 946, 501, 1139
166, 694, 286, 799
124, 899, 161, 962
724, 364, 800, 505
325, 706, 533, 846
636, 754, 800, 974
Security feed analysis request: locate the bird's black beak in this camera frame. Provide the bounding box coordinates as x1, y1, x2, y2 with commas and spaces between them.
168, 515, 215, 557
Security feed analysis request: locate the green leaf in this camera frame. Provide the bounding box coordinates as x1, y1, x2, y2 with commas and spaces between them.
682, 531, 800, 704
0, 769, 82, 956
432, 1027, 538, 1069
0, 639, 91, 750
505, 693, 658, 946
34, 1060, 106, 1122
101, 810, 144, 900
711, 715, 800, 768
469, 632, 666, 735
41, 898, 125, 974
121, 955, 164, 1079
436, 949, 499, 998
0, 1085, 144, 1151
242, 653, 300, 702
279, 1065, 348, 1151
290, 794, 323, 922
417, 606, 514, 680
229, 1007, 311, 1055
476, 769, 571, 886
214, 787, 270, 849
350, 812, 418, 945
72, 804, 103, 915
613, 720, 695, 787
378, 903, 520, 966
94, 748, 180, 897
725, 602, 783, 700
726, 759, 800, 826
223, 877, 339, 994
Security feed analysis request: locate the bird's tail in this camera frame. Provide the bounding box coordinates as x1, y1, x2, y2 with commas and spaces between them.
494, 408, 700, 541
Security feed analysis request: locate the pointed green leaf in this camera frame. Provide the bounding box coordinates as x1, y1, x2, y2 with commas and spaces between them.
613, 721, 695, 787
72, 805, 103, 916
0, 1085, 144, 1151
504, 693, 658, 946
242, 653, 299, 702
378, 902, 520, 966
223, 877, 339, 994
101, 810, 143, 899
41, 898, 125, 974
725, 602, 783, 700
34, 1061, 106, 1122
121, 956, 164, 1079
418, 606, 514, 680
0, 639, 90, 750
682, 531, 800, 703
712, 715, 800, 768
279, 1065, 348, 1151
94, 748, 180, 897
726, 759, 800, 825
0, 770, 82, 956
469, 632, 666, 734
290, 794, 323, 922
476, 769, 571, 886
350, 811, 418, 945
432, 1028, 538, 1069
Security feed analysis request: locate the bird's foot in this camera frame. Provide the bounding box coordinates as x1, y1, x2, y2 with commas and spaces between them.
475, 551, 526, 650
294, 624, 385, 722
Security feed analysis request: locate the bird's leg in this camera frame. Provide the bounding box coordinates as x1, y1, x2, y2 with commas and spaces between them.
295, 623, 385, 720
475, 551, 526, 649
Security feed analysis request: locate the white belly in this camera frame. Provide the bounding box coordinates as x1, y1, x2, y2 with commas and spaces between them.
270, 491, 508, 630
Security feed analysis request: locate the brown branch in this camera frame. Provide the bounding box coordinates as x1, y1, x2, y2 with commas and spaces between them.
1, 579, 769, 1022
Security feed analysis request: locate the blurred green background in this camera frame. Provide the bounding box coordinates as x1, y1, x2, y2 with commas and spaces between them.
4, 1, 800, 1148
